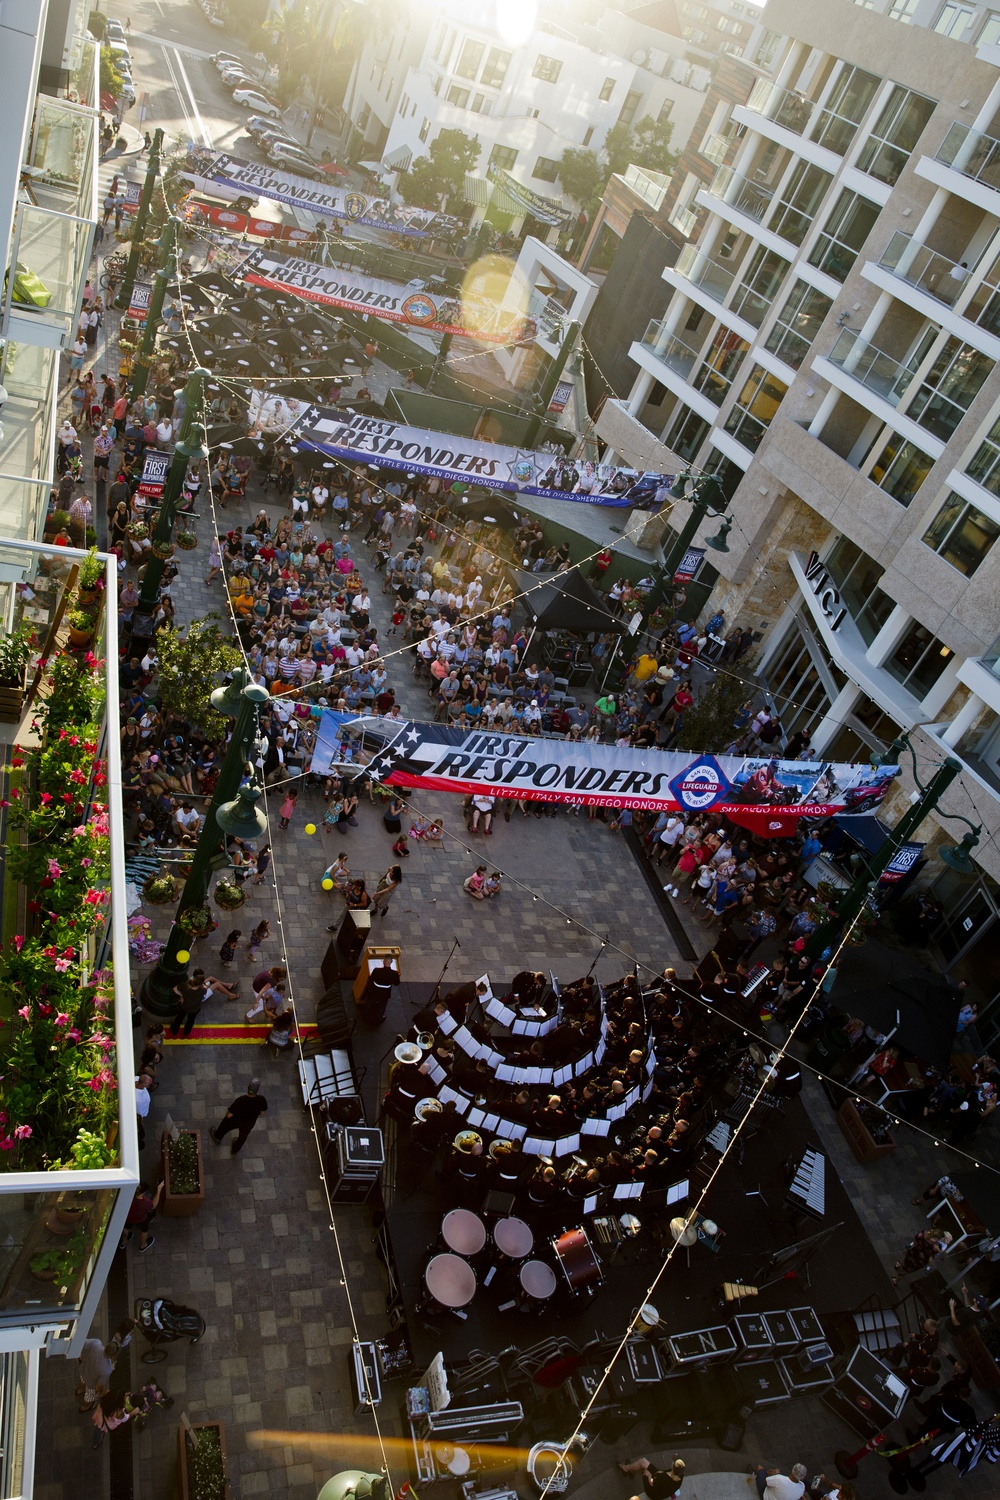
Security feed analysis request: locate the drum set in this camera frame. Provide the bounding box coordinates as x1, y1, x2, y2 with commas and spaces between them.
419, 1206, 603, 1317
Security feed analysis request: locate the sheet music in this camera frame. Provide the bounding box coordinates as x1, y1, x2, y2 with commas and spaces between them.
481, 1113, 501, 1133
437, 1012, 457, 1035
453, 1026, 473, 1049
614, 1182, 643, 1200
467, 1108, 485, 1128
506, 1122, 527, 1140
426, 1059, 446, 1083
495, 1064, 516, 1082
476, 972, 493, 999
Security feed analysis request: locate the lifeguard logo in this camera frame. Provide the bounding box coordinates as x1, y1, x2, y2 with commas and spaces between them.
669, 755, 730, 811
401, 292, 437, 326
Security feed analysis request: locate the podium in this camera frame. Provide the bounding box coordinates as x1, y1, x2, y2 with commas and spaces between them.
334, 907, 372, 978
353, 947, 401, 1002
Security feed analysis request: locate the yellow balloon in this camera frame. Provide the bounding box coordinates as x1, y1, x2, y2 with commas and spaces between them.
305, 822, 317, 835
321, 878, 334, 890
176, 949, 191, 964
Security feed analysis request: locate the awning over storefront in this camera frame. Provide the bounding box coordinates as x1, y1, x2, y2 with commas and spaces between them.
486, 165, 571, 225
463, 174, 522, 216
383, 143, 413, 172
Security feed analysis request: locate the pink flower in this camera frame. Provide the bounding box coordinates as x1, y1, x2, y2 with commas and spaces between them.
16, 1006, 30, 1020
83, 890, 108, 905
13, 935, 23, 953
38, 1004, 52, 1017
38, 792, 52, 805
13, 1125, 31, 1140
69, 769, 86, 785
0, 1139, 14, 1151
54, 1013, 70, 1027
67, 735, 79, 746
61, 947, 75, 958
47, 859, 62, 878
42, 946, 57, 959
85, 1077, 102, 1092
67, 1028, 82, 1043
53, 958, 71, 973
81, 857, 92, 868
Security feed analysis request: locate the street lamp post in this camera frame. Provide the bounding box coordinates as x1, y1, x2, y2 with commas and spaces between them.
641, 472, 731, 625
141, 674, 269, 1017
128, 217, 180, 403
117, 126, 163, 310
523, 320, 579, 448
133, 366, 209, 627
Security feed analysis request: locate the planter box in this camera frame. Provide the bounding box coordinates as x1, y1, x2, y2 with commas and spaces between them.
160, 1129, 205, 1217
178, 1421, 230, 1500
0, 674, 25, 723
837, 1098, 896, 1163
953, 1325, 1000, 1390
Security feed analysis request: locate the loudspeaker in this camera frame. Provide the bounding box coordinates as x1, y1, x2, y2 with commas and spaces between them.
718, 1421, 745, 1452
327, 1095, 363, 1124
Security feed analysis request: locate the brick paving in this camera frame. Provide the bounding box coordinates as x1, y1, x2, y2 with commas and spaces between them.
33, 428, 1000, 1499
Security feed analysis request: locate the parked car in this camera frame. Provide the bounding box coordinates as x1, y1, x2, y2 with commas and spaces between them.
267, 141, 326, 177
245, 115, 287, 142
233, 87, 281, 117
213, 50, 247, 70
106, 20, 126, 40
220, 66, 257, 87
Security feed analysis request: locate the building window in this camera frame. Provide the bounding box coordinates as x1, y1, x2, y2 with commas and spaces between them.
692, 325, 750, 405
966, 412, 1000, 495
764, 280, 833, 370
769, 162, 833, 248
868, 432, 934, 506
665, 404, 711, 462
923, 493, 1000, 575
701, 447, 746, 501
489, 145, 518, 172
855, 86, 935, 186
754, 29, 781, 68
419, 118, 430, 143
934, 2, 974, 37
455, 38, 485, 80
813, 65, 880, 155
618, 90, 642, 128
532, 54, 563, 83
980, 10, 1000, 42
905, 336, 994, 442
658, 100, 673, 124
532, 156, 560, 183
480, 46, 511, 88
730, 246, 790, 328
825, 537, 895, 644
808, 189, 880, 282
888, 0, 920, 16
723, 365, 788, 452
470, 93, 491, 115
582, 126, 593, 146
599, 76, 616, 102
886, 621, 954, 697
446, 85, 470, 109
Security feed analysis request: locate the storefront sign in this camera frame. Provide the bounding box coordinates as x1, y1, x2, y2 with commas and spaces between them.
275, 401, 677, 507
486, 165, 571, 226
674, 546, 706, 583
311, 715, 900, 826
183, 149, 463, 237
128, 281, 152, 322
234, 247, 538, 345
804, 551, 847, 632
137, 449, 170, 500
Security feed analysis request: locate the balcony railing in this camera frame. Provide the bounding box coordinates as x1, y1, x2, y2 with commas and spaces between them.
877, 231, 976, 305
702, 132, 732, 166
639, 320, 701, 378
744, 78, 817, 136
622, 163, 669, 210
668, 203, 699, 238
27, 95, 98, 223
827, 327, 919, 405
674, 243, 737, 305
705, 164, 775, 223
935, 121, 1000, 193
2, 202, 95, 347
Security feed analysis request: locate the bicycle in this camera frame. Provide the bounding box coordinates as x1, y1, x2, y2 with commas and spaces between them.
99, 251, 128, 295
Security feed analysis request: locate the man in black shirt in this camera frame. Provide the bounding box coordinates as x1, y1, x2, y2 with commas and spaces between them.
364, 958, 400, 1023
209, 1079, 268, 1155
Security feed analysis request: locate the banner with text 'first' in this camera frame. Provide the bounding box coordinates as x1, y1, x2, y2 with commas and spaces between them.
311, 714, 901, 830
183, 149, 462, 238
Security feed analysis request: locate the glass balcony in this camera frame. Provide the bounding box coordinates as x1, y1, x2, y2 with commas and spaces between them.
982, 629, 1000, 680
744, 79, 817, 136
27, 95, 98, 222
877, 231, 977, 306
935, 122, 1000, 193
621, 163, 669, 211
702, 132, 731, 167
827, 328, 919, 405
638, 320, 701, 379
674, 243, 737, 305
705, 165, 775, 223
0, 343, 58, 542
3, 203, 94, 346
668, 203, 699, 238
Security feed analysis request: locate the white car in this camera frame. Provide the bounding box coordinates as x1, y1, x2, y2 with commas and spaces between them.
213, 50, 246, 70
232, 88, 280, 117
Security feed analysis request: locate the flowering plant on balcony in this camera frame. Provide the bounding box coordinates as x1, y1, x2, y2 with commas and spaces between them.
0, 650, 119, 1172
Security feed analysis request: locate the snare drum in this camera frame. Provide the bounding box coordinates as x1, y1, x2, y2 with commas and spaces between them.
441, 1207, 486, 1256
553, 1227, 602, 1293
493, 1215, 533, 1259
519, 1259, 557, 1302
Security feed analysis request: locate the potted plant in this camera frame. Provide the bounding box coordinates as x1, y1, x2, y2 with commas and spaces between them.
142, 872, 178, 905
126, 520, 149, 541
152, 540, 176, 561
0, 624, 35, 722
67, 607, 97, 648
178, 903, 214, 937
837, 1096, 897, 1162
178, 1420, 230, 1500
51, 1191, 96, 1231
76, 546, 105, 606
212, 877, 246, 911
177, 530, 198, 550
160, 1129, 205, 1217
28, 1229, 88, 1285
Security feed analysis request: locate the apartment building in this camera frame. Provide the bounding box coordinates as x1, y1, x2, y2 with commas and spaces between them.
594, 0, 1000, 1023
346, 0, 716, 215
0, 5, 133, 1495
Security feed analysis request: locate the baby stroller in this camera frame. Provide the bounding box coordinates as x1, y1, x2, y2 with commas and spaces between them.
135, 1296, 206, 1363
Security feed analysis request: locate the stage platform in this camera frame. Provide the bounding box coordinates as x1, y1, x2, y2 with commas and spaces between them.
331, 971, 894, 1372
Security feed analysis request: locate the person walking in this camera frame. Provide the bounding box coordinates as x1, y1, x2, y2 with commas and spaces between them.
135, 1072, 152, 1149
209, 1079, 268, 1155
247, 919, 270, 961
253, 843, 271, 885
373, 864, 402, 917
76, 1337, 119, 1412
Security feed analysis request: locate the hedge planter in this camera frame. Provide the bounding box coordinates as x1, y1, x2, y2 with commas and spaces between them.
160, 1129, 205, 1217
178, 1421, 230, 1500
837, 1098, 897, 1163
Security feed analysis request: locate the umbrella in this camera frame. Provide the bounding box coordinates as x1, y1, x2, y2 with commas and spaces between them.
228, 297, 272, 325
204, 422, 246, 448
188, 270, 236, 298
832, 941, 962, 1071
261, 328, 305, 356
194, 312, 254, 343
290, 312, 342, 341
319, 163, 350, 177
183, 328, 221, 365
171, 283, 217, 313
215, 346, 280, 376
221, 435, 266, 458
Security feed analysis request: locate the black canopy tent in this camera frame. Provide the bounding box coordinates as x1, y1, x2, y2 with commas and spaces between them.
522, 568, 630, 636
833, 941, 962, 1071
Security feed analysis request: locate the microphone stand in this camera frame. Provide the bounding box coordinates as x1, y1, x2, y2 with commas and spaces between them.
585, 937, 609, 980
428, 935, 461, 1006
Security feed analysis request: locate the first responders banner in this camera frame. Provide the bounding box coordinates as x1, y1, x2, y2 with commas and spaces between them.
235, 247, 538, 346
182, 149, 462, 238
310, 714, 900, 830
266, 402, 677, 508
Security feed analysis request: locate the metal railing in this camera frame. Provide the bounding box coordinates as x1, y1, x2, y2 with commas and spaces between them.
638, 320, 701, 378
827, 328, 918, 405
705, 164, 775, 223
745, 78, 817, 135
674, 243, 737, 304
878, 231, 974, 306
935, 121, 1000, 192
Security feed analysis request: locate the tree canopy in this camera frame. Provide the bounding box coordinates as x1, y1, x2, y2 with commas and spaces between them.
559, 111, 679, 211
400, 129, 481, 209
